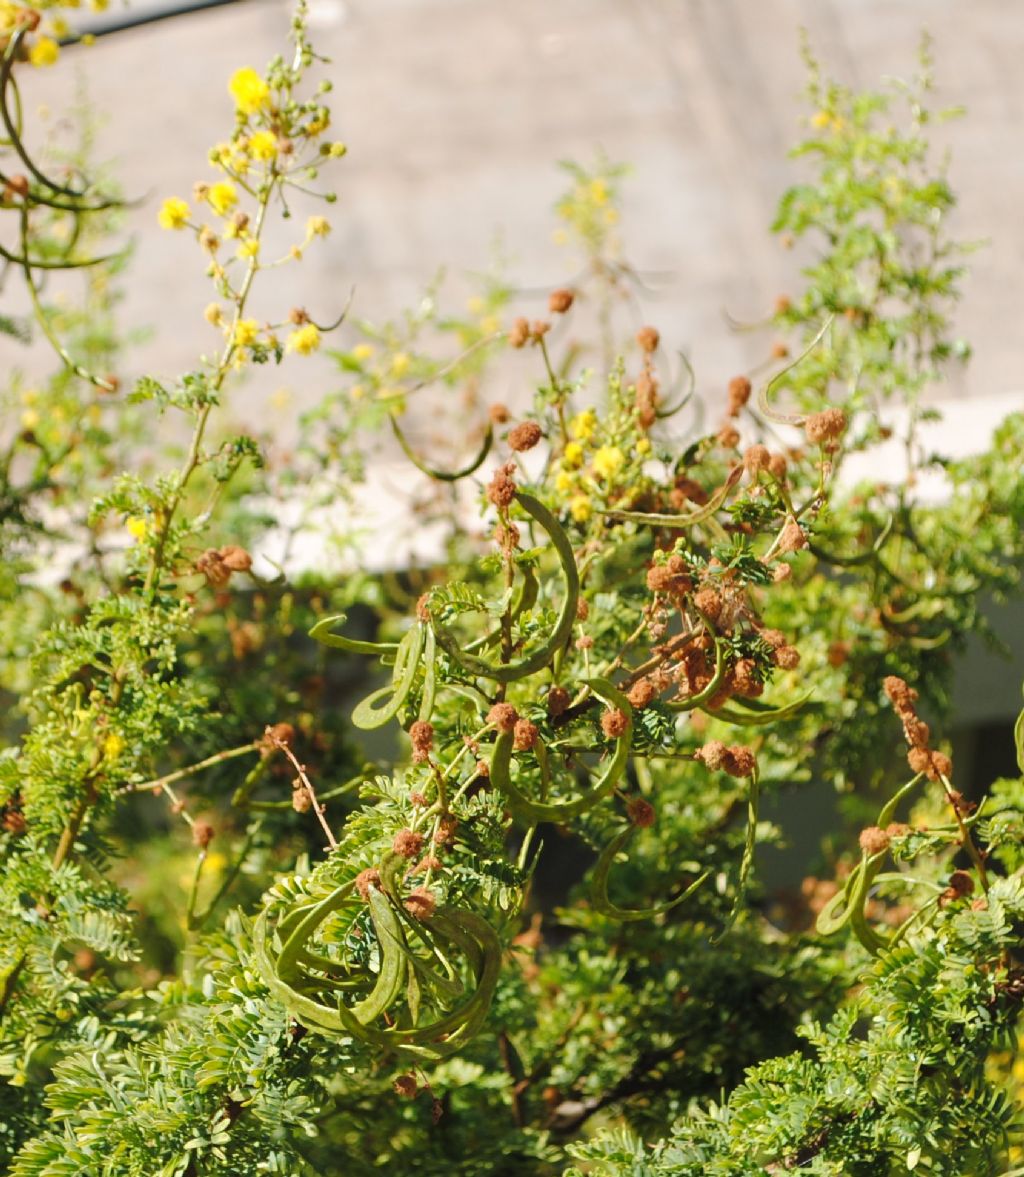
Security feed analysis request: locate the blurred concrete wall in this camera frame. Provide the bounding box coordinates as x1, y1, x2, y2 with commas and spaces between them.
7, 0, 1024, 417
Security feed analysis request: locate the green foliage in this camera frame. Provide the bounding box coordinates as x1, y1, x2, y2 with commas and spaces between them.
1, 13, 1023, 1177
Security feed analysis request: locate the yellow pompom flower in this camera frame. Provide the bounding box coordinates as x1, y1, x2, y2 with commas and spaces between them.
157, 197, 191, 230
592, 445, 625, 480
126, 517, 148, 541
555, 471, 574, 495
248, 130, 278, 161
390, 352, 411, 377
286, 323, 321, 355
207, 181, 238, 217
326, 141, 348, 158
352, 342, 375, 362
811, 110, 831, 129
563, 441, 584, 468
636, 437, 652, 455
306, 215, 331, 238
232, 319, 260, 348
103, 732, 125, 761
570, 409, 597, 442
29, 37, 60, 67
569, 494, 592, 523
229, 67, 269, 115
236, 237, 260, 260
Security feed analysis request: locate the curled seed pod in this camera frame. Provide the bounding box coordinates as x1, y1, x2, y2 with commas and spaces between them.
592, 825, 710, 922
429, 492, 580, 684
489, 677, 632, 824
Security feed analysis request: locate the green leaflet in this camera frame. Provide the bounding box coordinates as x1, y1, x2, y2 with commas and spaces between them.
390, 413, 494, 482
591, 825, 711, 922
428, 492, 579, 683
490, 677, 632, 824
309, 613, 398, 658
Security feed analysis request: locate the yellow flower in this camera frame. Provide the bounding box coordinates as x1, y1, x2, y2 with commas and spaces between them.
390, 352, 411, 377
592, 445, 625, 480
563, 441, 584, 468
326, 141, 348, 158
811, 110, 831, 129
103, 732, 125, 761
555, 471, 574, 495
570, 409, 596, 442
569, 494, 592, 523
20, 409, 40, 430
29, 37, 59, 67
207, 181, 238, 217
229, 67, 269, 115
90, 0, 109, 11
233, 319, 260, 348
204, 303, 224, 327
352, 342, 375, 362
306, 215, 331, 238
286, 323, 321, 355
248, 130, 278, 161
636, 437, 651, 455
236, 237, 260, 259
588, 178, 609, 206
305, 110, 330, 136
466, 295, 485, 315
481, 314, 501, 335
126, 517, 148, 541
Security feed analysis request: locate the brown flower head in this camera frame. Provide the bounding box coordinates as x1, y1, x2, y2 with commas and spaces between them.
393, 1074, 419, 1099
508, 318, 530, 348
858, 826, 890, 856
547, 686, 571, 718
488, 703, 520, 734
219, 545, 252, 572
743, 445, 771, 477
404, 886, 437, 920
627, 796, 656, 828
627, 678, 657, 710
695, 740, 728, 772
549, 288, 575, 314
636, 326, 660, 353
804, 407, 847, 446
774, 645, 801, 670
487, 462, 517, 508
409, 720, 434, 763
355, 867, 382, 901
489, 403, 511, 424
508, 421, 543, 452
723, 745, 756, 778
195, 549, 231, 587
726, 375, 752, 416
192, 821, 215, 850
777, 516, 807, 553
601, 708, 629, 739
513, 719, 539, 752
392, 829, 425, 859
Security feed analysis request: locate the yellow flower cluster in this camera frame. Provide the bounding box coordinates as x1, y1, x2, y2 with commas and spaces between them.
554, 166, 623, 255
229, 67, 270, 116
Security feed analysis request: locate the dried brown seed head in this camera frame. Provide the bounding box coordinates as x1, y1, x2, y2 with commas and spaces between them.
548, 288, 575, 314
636, 326, 660, 353
744, 444, 771, 476
627, 678, 657, 710
508, 319, 530, 348
513, 719, 539, 752
487, 462, 517, 508
627, 796, 656, 828
392, 829, 425, 859
777, 516, 807, 553
404, 887, 437, 920
547, 686, 571, 718
508, 421, 543, 452
858, 826, 890, 856
192, 821, 215, 849
723, 745, 756, 778
488, 703, 520, 733
601, 708, 629, 739
805, 407, 847, 446
695, 740, 728, 771
219, 544, 253, 572
726, 375, 752, 416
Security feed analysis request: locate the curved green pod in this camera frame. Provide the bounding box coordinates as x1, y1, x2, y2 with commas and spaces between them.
333, 906, 501, 1056
592, 825, 711, 921
351, 624, 424, 729
428, 492, 579, 683
602, 465, 743, 529
418, 625, 437, 723
309, 613, 399, 658
711, 692, 813, 726
390, 414, 494, 482
666, 635, 729, 713
808, 513, 894, 567
490, 677, 632, 824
